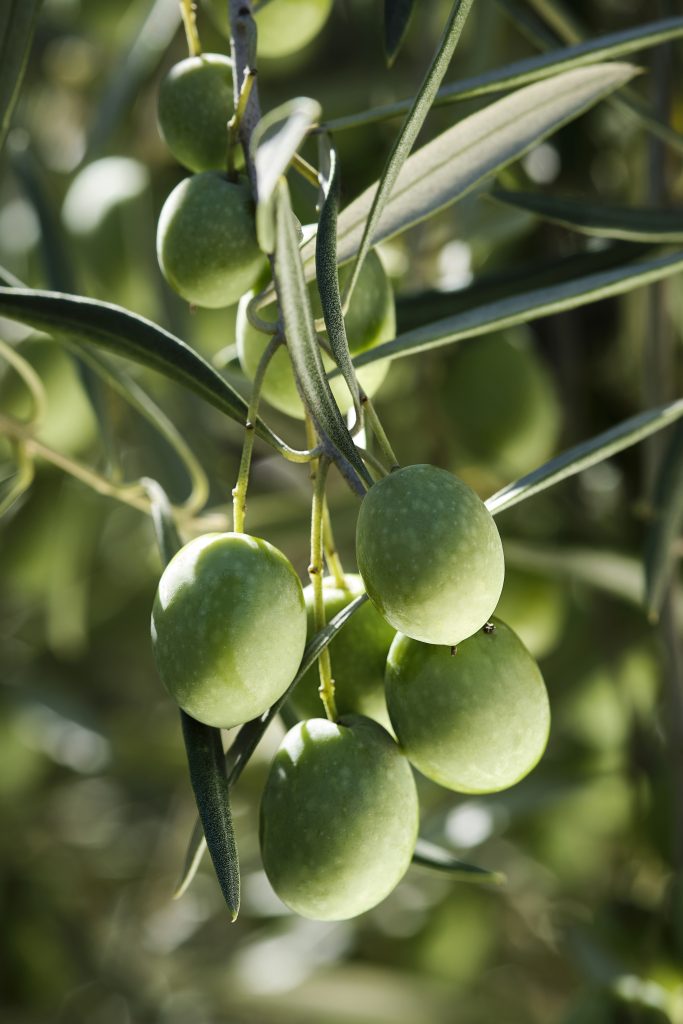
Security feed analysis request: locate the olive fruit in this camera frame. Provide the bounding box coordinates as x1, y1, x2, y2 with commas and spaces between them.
260, 715, 418, 920
356, 464, 505, 646
157, 54, 233, 173
151, 532, 306, 728
237, 248, 394, 419
289, 574, 395, 723
204, 0, 333, 59
156, 172, 264, 308
385, 619, 550, 793
443, 329, 561, 481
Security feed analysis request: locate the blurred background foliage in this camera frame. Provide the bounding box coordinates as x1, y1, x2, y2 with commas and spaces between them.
1, 0, 683, 1021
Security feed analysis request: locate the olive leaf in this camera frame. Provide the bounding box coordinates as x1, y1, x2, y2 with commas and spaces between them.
323, 16, 683, 132
251, 95, 321, 254
350, 248, 683, 369
144, 479, 240, 921
272, 178, 372, 491
315, 136, 362, 426
175, 593, 370, 899
486, 398, 683, 516
384, 0, 417, 66
0, 0, 43, 153
306, 62, 638, 270
0, 286, 302, 460
491, 189, 683, 243
644, 422, 683, 622
413, 838, 506, 885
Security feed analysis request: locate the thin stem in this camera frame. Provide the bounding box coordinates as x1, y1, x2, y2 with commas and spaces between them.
309, 455, 337, 721
232, 334, 282, 533
356, 445, 391, 480
0, 440, 34, 517
180, 0, 202, 56
246, 293, 277, 333
0, 338, 47, 426
291, 153, 320, 188
322, 497, 348, 590
362, 396, 399, 471
227, 68, 257, 179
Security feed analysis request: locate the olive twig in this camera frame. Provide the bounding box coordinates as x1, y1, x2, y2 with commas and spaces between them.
0, 337, 47, 427
362, 395, 399, 471
180, 0, 202, 58
227, 67, 257, 179
356, 446, 390, 480
322, 497, 348, 590
232, 332, 283, 533
245, 292, 277, 333
309, 454, 337, 721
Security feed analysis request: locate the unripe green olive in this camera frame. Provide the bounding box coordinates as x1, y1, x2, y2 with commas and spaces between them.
385, 619, 550, 793
236, 249, 394, 419
260, 715, 419, 920
203, 0, 333, 59
356, 464, 505, 646
156, 172, 265, 308
157, 54, 233, 173
289, 574, 395, 723
151, 532, 306, 728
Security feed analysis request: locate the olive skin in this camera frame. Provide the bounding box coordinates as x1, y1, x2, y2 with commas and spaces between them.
156, 173, 264, 308
237, 249, 394, 419
385, 619, 550, 794
151, 533, 306, 728
289, 575, 395, 723
260, 715, 419, 920
356, 464, 505, 646
158, 54, 233, 173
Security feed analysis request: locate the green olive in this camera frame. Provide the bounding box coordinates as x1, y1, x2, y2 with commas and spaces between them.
356, 464, 505, 646
156, 172, 265, 308
260, 715, 419, 920
385, 619, 550, 793
289, 574, 395, 724
157, 54, 233, 173
236, 248, 394, 419
151, 532, 306, 727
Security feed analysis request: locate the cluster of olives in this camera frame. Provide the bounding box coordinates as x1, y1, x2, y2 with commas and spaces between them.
152, 464, 551, 921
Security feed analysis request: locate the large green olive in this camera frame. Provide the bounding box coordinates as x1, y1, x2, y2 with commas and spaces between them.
260, 715, 418, 920
236, 248, 394, 419
385, 619, 550, 793
157, 54, 233, 173
356, 464, 505, 646
203, 0, 333, 59
156, 173, 264, 308
151, 532, 306, 727
289, 574, 395, 723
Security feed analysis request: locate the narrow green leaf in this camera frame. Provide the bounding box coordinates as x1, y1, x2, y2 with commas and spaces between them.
384, 0, 417, 66
315, 137, 361, 423
142, 478, 182, 566
174, 593, 369, 898
307, 63, 638, 270
644, 422, 683, 622
486, 399, 683, 516
491, 189, 683, 243
323, 17, 683, 132
412, 838, 506, 885
351, 249, 683, 369
251, 95, 321, 253
0, 286, 290, 455
0, 0, 43, 152
273, 180, 371, 491
343, 0, 475, 305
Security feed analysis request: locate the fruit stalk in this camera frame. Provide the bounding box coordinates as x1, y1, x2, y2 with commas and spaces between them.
309, 454, 337, 720
180, 0, 202, 57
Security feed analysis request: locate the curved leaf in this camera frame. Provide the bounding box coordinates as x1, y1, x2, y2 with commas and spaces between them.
384, 0, 417, 66
492, 189, 683, 242
486, 398, 683, 516
412, 838, 506, 885
644, 422, 683, 621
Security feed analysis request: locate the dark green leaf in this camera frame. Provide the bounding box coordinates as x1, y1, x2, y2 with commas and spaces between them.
0, 0, 43, 153
491, 189, 683, 242
412, 838, 506, 885
384, 0, 417, 66
644, 422, 683, 621
486, 398, 683, 516
273, 180, 371, 491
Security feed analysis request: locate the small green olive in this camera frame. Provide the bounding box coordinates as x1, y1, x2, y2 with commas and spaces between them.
157, 54, 233, 173
356, 464, 505, 646
289, 574, 395, 724
156, 172, 265, 308
151, 532, 306, 727
236, 248, 394, 419
260, 715, 419, 920
386, 619, 550, 793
